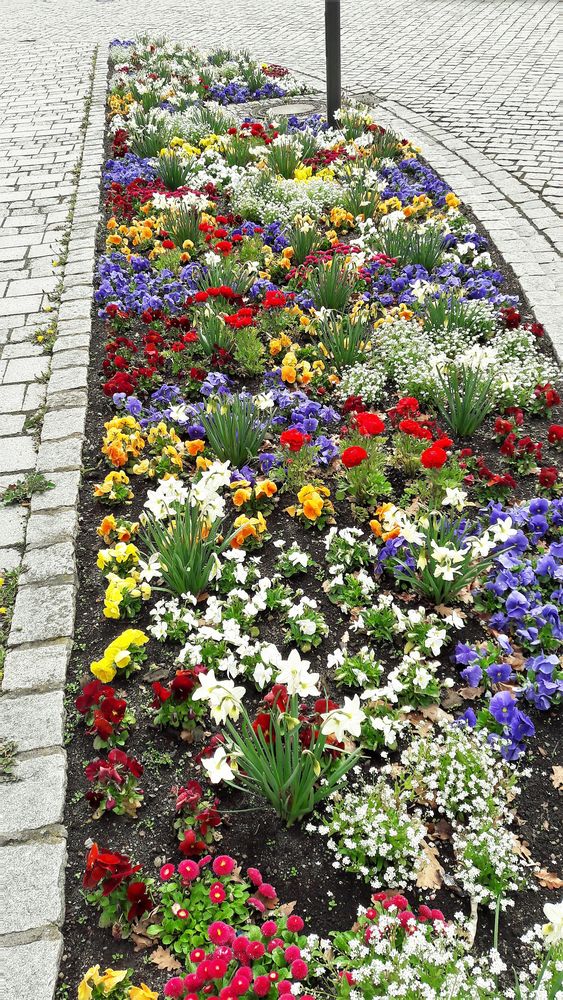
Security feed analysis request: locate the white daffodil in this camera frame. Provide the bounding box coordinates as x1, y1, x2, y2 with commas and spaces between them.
321, 695, 365, 742
202, 747, 236, 784
490, 516, 516, 543
276, 648, 320, 698
542, 900, 563, 946
442, 487, 468, 510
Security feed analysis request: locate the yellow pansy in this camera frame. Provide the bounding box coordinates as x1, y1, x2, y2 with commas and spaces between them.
78, 966, 103, 1000
100, 968, 129, 992
129, 984, 159, 1000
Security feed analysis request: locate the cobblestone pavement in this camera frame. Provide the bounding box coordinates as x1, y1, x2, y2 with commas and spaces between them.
0, 2, 561, 997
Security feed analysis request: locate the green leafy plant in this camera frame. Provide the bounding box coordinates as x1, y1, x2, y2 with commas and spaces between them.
200, 396, 269, 465
163, 203, 203, 247
284, 220, 320, 264
375, 222, 446, 270
423, 296, 496, 337
267, 140, 303, 178
317, 314, 371, 371
209, 683, 362, 827
0, 472, 54, 505
434, 363, 495, 437
140, 501, 234, 597
155, 152, 193, 190
234, 326, 266, 374
306, 255, 355, 311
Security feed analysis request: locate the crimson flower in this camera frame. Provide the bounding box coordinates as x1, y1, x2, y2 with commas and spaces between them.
83, 843, 140, 894
354, 412, 385, 436
341, 446, 368, 468
420, 445, 448, 469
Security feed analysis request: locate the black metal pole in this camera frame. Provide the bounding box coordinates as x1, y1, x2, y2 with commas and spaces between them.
325, 0, 341, 127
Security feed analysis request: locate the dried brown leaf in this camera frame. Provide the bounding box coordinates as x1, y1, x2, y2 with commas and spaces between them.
150, 946, 182, 971
551, 766, 563, 790
534, 869, 563, 890
277, 900, 297, 917
416, 841, 443, 890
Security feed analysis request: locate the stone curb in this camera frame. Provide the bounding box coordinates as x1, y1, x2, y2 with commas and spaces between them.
0, 47, 107, 1000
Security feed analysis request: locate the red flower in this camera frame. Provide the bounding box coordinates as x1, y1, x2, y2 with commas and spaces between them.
398, 418, 432, 440
494, 417, 514, 437
420, 445, 448, 469
354, 412, 385, 436
548, 424, 563, 444
263, 290, 287, 309
209, 881, 227, 903
126, 880, 153, 920
279, 428, 310, 452
75, 680, 113, 715
341, 446, 368, 468
83, 843, 141, 894
342, 394, 365, 415
539, 466, 558, 488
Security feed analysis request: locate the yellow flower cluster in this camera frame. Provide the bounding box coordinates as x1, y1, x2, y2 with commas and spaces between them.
230, 512, 268, 549
78, 965, 157, 1000
94, 471, 134, 504
102, 416, 145, 470
286, 484, 334, 523
142, 421, 185, 477
269, 331, 293, 357
90, 629, 149, 683
103, 574, 151, 620
280, 350, 324, 386
96, 515, 138, 545
97, 542, 140, 577
107, 93, 134, 117
329, 206, 355, 228
445, 191, 461, 209
106, 213, 165, 259
369, 502, 402, 541
403, 194, 433, 218
163, 137, 202, 157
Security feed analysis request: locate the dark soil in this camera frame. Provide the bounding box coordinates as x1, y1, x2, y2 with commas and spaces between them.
57, 108, 563, 995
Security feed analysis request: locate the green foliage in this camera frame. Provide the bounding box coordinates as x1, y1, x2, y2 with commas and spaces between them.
234, 326, 266, 375
284, 220, 320, 264
434, 364, 495, 437
163, 203, 203, 247
140, 501, 233, 597
423, 296, 496, 337
317, 314, 371, 372
0, 472, 54, 506
375, 222, 446, 270
155, 152, 193, 190
200, 396, 269, 466
224, 693, 361, 826
267, 140, 303, 178
305, 255, 355, 311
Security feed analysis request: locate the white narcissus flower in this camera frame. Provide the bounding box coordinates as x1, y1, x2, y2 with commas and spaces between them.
276, 648, 320, 698
202, 747, 236, 784
321, 695, 365, 742
542, 900, 563, 946
442, 487, 467, 510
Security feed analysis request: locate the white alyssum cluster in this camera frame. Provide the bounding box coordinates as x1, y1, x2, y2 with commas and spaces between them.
311, 770, 427, 886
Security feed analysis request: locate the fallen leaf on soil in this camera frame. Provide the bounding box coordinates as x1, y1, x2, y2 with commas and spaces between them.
512, 836, 532, 859
130, 917, 155, 952
435, 604, 466, 621
441, 688, 463, 710
150, 946, 182, 972
534, 869, 563, 890
416, 841, 443, 890
551, 766, 563, 790
458, 686, 483, 701
277, 900, 297, 917
180, 729, 194, 743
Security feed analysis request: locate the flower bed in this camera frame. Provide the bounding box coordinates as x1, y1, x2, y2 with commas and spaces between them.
61, 38, 562, 1000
